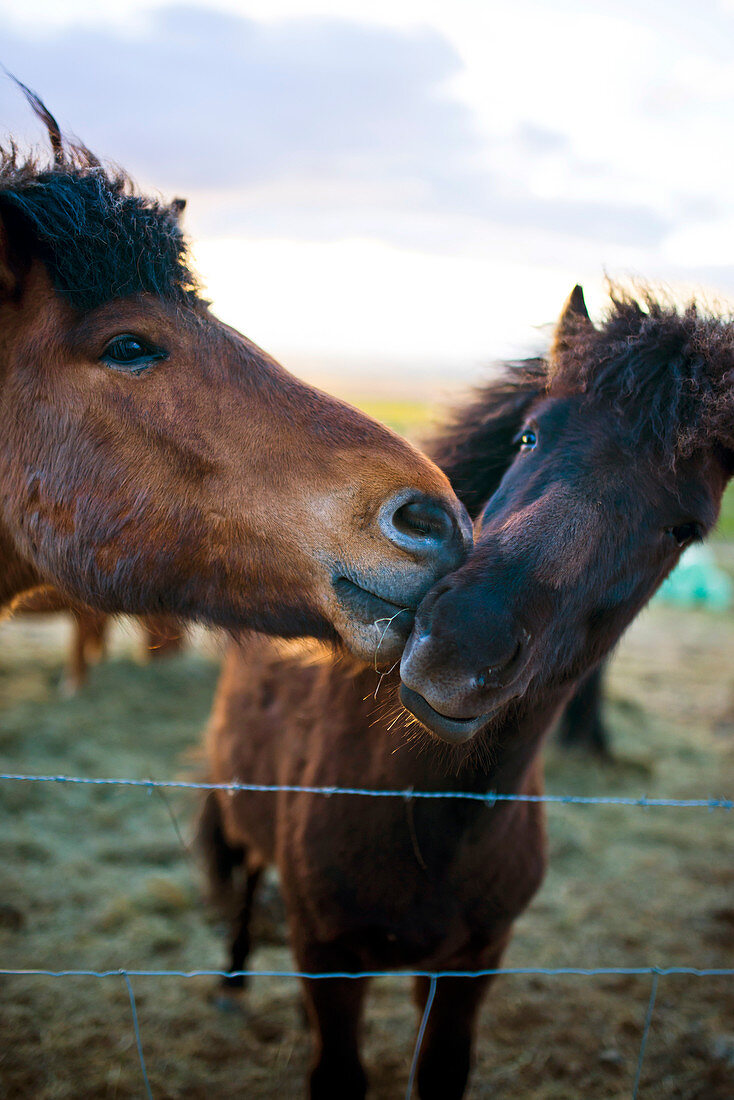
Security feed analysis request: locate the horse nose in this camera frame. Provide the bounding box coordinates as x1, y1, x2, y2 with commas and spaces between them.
379, 491, 471, 571
400, 576, 531, 720
400, 628, 530, 723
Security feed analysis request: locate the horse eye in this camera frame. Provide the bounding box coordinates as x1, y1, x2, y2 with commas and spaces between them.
518, 429, 537, 452
101, 334, 165, 373
666, 522, 702, 548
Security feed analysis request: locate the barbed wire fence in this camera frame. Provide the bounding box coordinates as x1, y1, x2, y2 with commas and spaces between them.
2, 771, 732, 1099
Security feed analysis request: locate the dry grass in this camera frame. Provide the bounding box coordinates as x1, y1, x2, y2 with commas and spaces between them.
0, 592, 733, 1098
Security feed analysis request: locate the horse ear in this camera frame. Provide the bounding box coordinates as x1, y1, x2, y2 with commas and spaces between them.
170, 197, 187, 221
550, 284, 594, 359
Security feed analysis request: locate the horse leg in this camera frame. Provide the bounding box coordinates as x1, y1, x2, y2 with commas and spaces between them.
195, 792, 259, 998
66, 609, 108, 691
299, 949, 369, 1100
558, 664, 610, 756
222, 862, 262, 991
411, 972, 493, 1100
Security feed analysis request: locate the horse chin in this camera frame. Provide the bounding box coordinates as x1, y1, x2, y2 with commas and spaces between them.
398, 684, 492, 744
328, 577, 416, 664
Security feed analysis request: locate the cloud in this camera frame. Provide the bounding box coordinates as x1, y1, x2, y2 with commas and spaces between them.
0, 5, 672, 253
0, 8, 472, 188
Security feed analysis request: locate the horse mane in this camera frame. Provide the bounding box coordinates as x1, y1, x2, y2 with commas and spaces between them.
429, 360, 545, 518
0, 81, 199, 311
551, 286, 734, 465
432, 286, 734, 516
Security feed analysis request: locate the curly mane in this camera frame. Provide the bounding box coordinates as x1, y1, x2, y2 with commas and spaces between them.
432, 286, 734, 516
551, 286, 734, 463
0, 81, 199, 311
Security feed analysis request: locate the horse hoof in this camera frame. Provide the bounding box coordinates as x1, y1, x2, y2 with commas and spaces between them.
58, 674, 83, 698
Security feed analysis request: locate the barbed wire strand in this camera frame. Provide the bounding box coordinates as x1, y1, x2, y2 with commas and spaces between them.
121, 971, 153, 1100
405, 974, 437, 1100
2, 966, 732, 980
632, 971, 660, 1099
0, 772, 732, 810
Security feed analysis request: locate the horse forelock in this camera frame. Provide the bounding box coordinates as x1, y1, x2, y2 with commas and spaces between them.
0, 139, 200, 311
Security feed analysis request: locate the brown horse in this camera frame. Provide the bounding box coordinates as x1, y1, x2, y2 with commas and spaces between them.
0, 83, 469, 662
10, 587, 185, 690
201, 286, 734, 1098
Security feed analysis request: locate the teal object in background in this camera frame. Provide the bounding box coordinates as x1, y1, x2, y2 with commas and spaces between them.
655, 544, 732, 610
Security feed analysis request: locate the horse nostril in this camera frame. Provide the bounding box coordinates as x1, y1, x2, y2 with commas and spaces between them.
474, 638, 526, 691
476, 668, 500, 690
380, 491, 466, 567
392, 499, 452, 541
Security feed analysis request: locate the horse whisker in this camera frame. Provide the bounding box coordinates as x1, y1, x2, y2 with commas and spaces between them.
372, 609, 410, 671
373, 657, 401, 700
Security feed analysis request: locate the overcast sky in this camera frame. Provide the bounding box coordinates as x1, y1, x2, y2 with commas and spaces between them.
1, 0, 733, 392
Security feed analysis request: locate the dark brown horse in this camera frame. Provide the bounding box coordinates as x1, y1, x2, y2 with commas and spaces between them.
0, 84, 469, 662
400, 285, 733, 738
201, 286, 734, 1098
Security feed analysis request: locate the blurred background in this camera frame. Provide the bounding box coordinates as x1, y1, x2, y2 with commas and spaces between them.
1, 2, 733, 1097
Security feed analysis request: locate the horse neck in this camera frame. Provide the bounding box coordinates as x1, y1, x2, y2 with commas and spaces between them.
477, 687, 572, 794
374, 669, 573, 798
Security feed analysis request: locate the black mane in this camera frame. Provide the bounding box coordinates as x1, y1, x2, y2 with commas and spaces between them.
429, 360, 545, 518
551, 287, 734, 464
432, 287, 734, 516
0, 85, 198, 311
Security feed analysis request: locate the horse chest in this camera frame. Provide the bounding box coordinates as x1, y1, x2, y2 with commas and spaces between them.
281, 795, 545, 968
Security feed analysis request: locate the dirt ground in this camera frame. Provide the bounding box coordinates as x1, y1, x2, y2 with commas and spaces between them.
1, 576, 733, 1098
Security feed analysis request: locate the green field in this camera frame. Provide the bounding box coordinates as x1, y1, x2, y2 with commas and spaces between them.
716, 482, 734, 539
351, 397, 440, 442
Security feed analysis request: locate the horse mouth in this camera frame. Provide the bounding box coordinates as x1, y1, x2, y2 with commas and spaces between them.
332, 578, 415, 636
399, 684, 490, 744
